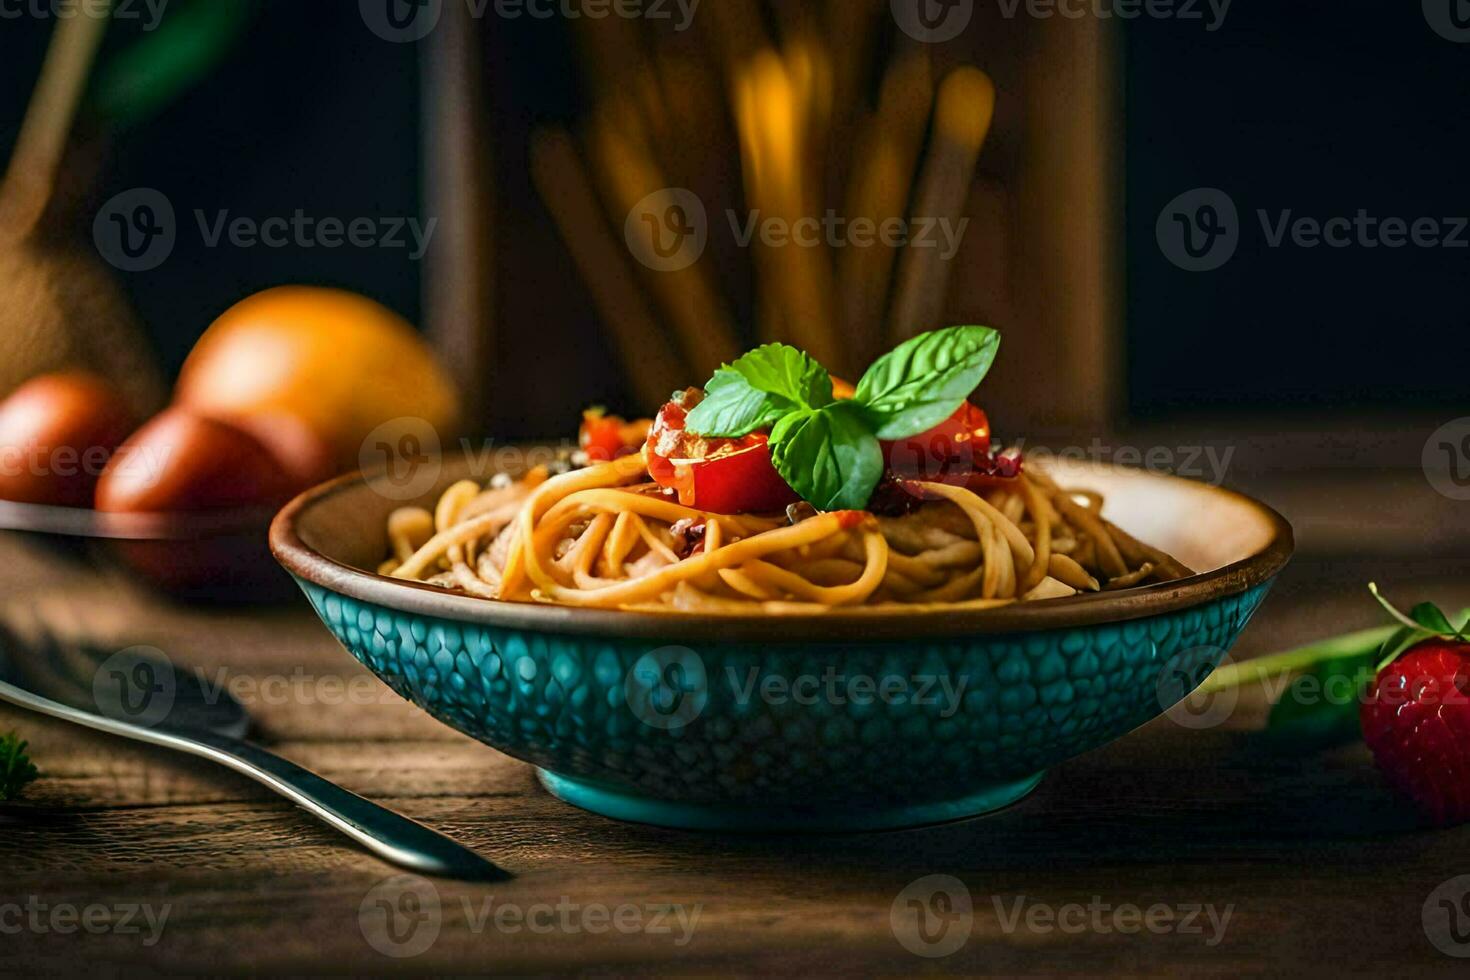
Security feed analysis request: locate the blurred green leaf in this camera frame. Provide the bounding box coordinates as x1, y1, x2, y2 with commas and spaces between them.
1265, 655, 1376, 748
89, 0, 258, 130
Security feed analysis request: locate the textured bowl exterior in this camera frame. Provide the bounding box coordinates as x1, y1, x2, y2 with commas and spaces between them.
297, 577, 1274, 825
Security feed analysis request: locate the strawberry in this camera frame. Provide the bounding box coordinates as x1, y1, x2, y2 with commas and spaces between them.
1359, 585, 1470, 826
1211, 584, 1470, 825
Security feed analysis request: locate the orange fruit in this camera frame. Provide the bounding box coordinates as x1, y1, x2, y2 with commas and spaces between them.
176, 286, 460, 470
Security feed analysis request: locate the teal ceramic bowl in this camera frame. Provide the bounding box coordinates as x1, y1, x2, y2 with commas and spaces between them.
270, 457, 1292, 831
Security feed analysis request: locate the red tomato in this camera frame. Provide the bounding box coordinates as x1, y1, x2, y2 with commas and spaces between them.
882, 402, 992, 473
839, 384, 1014, 488
208, 409, 336, 487
96, 409, 300, 513
579, 409, 649, 463
881, 401, 1020, 493
644, 397, 800, 515
0, 372, 135, 507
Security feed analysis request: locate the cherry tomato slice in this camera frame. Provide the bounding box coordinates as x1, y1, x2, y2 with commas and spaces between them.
881, 402, 993, 477
580, 409, 649, 462
645, 397, 800, 515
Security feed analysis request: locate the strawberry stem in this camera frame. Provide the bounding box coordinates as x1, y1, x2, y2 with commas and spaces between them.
1197, 624, 1397, 696
1199, 604, 1470, 695
1367, 582, 1427, 632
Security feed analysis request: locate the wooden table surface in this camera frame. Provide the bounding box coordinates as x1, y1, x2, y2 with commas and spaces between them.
3, 463, 1469, 977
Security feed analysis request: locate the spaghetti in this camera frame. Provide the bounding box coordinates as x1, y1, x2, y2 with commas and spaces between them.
382, 327, 1194, 611
381, 450, 1192, 613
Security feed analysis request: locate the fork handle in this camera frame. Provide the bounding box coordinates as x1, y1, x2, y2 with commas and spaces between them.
0, 680, 508, 881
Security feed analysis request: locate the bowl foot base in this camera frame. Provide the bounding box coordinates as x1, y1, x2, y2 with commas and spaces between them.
535, 769, 1045, 832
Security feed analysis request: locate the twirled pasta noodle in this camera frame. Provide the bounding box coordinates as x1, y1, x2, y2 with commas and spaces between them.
382, 451, 1193, 612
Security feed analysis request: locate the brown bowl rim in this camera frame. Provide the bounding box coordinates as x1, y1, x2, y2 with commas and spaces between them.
0, 499, 278, 541
269, 462, 1294, 643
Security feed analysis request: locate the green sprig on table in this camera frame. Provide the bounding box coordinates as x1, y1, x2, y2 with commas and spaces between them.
1199, 590, 1470, 746
0, 731, 39, 802
683, 326, 1001, 510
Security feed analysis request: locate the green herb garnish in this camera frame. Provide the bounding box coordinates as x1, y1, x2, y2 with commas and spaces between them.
0, 731, 39, 802
768, 401, 885, 515
686, 344, 834, 436
683, 326, 1001, 510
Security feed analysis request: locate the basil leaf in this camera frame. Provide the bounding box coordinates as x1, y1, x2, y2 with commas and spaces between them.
722, 343, 834, 408
684, 370, 788, 437
854, 326, 1001, 440
702, 368, 743, 393
770, 402, 884, 511
685, 345, 834, 438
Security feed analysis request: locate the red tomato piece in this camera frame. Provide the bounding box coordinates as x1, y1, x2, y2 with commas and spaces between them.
644, 396, 800, 515
580, 409, 652, 462
0, 371, 135, 507
881, 402, 1020, 492
881, 402, 992, 474
580, 410, 628, 462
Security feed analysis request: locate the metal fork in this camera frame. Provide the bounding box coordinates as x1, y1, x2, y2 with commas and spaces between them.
0, 621, 508, 881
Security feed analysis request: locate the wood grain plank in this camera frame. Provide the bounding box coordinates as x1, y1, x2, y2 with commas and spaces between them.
4, 491, 1470, 973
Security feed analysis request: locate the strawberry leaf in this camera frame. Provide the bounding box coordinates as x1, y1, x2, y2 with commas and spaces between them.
1410, 602, 1459, 635
1366, 583, 1467, 670
1375, 624, 1434, 673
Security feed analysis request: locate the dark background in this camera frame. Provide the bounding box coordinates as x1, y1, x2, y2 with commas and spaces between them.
1123, 0, 1470, 419
0, 1, 424, 377
2, 0, 1466, 429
